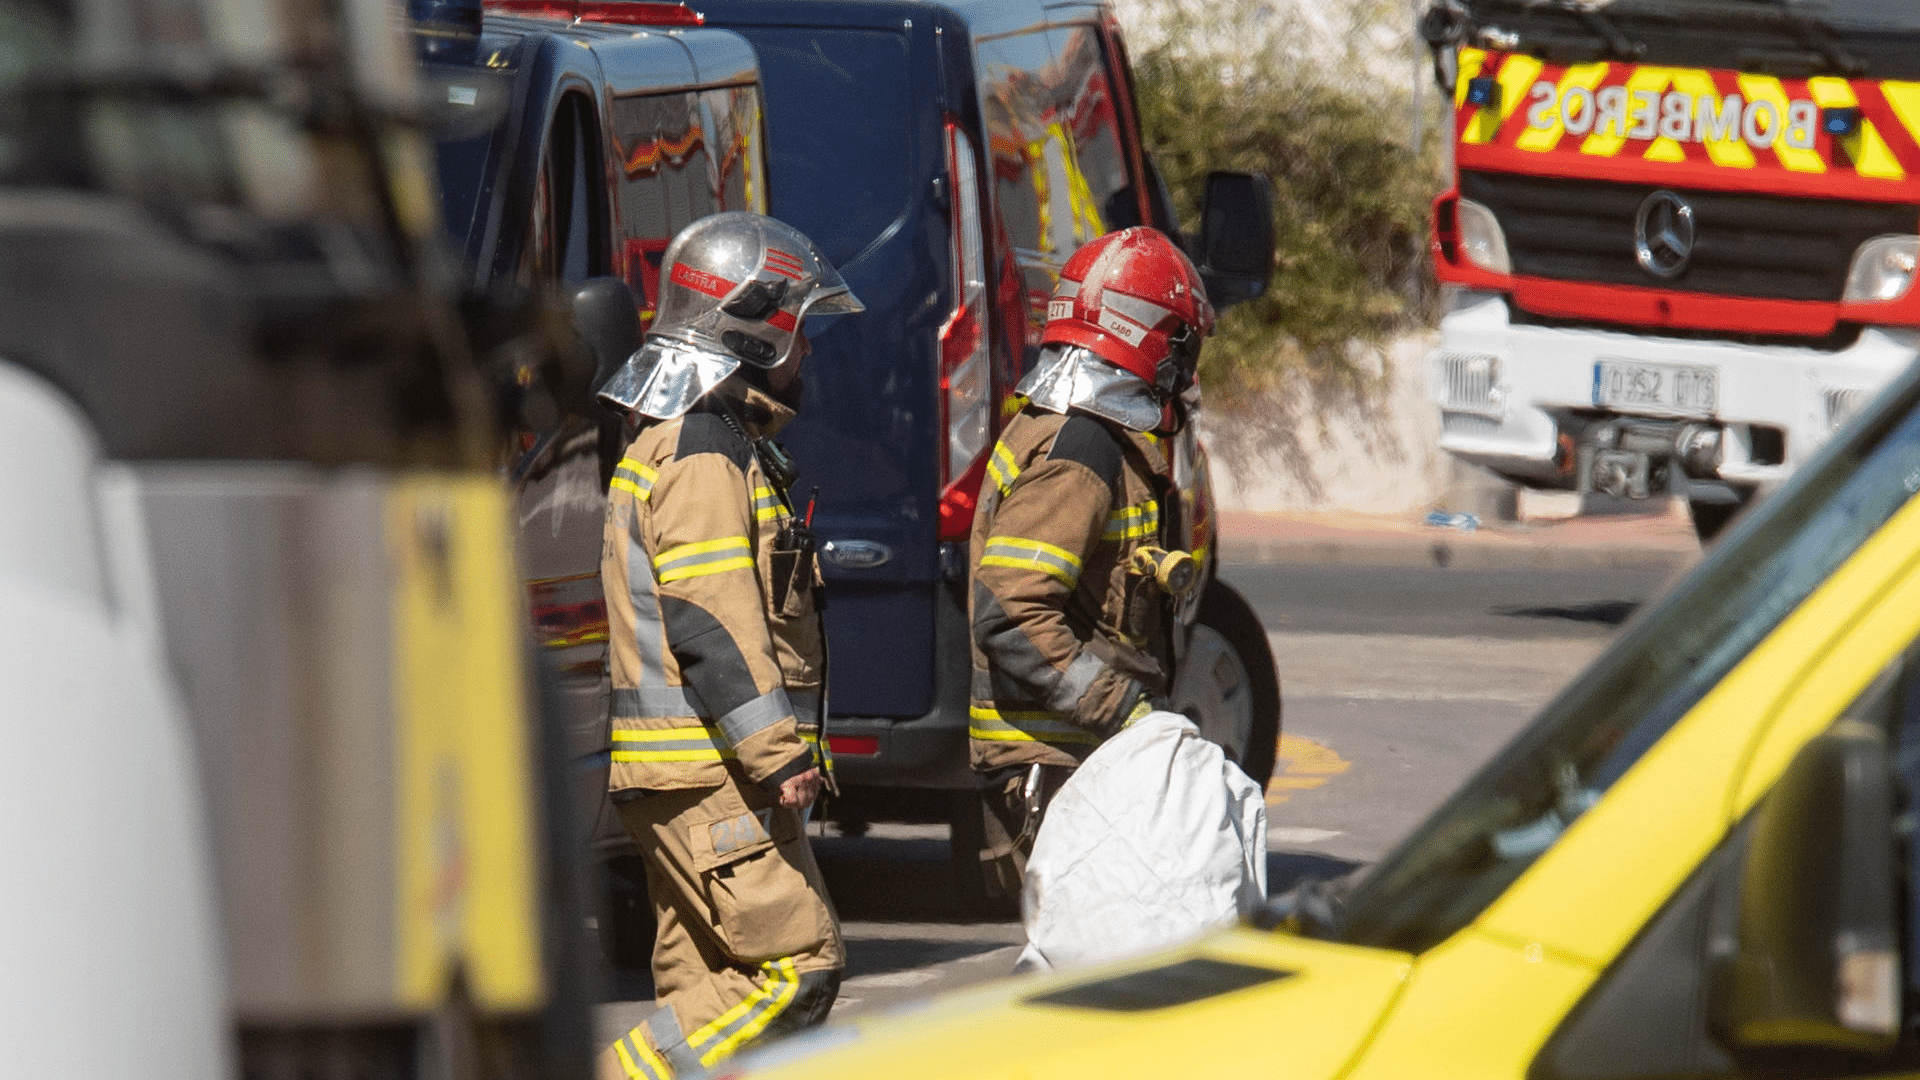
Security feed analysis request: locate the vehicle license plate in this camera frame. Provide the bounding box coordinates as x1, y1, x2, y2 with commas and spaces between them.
1592, 359, 1717, 416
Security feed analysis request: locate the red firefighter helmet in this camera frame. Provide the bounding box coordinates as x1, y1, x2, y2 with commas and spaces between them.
1040, 227, 1215, 398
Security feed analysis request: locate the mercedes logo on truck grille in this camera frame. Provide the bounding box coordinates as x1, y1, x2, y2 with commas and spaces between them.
1634, 190, 1696, 280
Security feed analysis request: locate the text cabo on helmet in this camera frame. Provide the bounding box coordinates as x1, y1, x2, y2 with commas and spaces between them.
1040, 227, 1214, 398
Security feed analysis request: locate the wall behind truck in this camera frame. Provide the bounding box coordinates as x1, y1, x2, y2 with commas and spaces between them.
1201, 333, 1455, 516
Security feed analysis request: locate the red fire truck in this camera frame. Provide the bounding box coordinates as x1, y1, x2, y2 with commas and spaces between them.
1420, 0, 1920, 538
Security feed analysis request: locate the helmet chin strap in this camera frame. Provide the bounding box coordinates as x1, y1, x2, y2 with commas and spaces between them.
734, 355, 805, 412
1157, 395, 1189, 435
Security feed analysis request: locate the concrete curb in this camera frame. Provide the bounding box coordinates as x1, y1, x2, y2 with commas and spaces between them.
1213, 510, 1704, 574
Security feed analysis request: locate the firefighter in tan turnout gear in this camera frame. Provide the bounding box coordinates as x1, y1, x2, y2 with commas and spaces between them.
593, 212, 862, 1080
968, 227, 1215, 902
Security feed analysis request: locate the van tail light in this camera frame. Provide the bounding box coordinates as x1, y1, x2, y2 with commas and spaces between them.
827, 735, 880, 757
938, 120, 992, 542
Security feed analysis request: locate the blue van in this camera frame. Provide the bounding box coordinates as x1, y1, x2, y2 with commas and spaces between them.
690, 0, 1279, 894
417, 0, 1277, 921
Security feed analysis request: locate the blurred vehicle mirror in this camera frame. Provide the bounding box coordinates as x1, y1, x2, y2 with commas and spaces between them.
568, 277, 644, 405
1196, 170, 1274, 309
1711, 720, 1901, 1055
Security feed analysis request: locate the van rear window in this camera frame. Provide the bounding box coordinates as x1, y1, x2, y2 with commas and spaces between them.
730, 27, 915, 272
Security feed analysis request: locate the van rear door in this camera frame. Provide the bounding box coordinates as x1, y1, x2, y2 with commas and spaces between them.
709, 14, 948, 719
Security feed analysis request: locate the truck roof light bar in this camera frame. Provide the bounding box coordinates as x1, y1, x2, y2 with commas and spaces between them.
482, 0, 705, 26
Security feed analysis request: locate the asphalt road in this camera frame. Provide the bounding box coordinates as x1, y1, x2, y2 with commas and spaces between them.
1237, 560, 1684, 866
592, 555, 1689, 1040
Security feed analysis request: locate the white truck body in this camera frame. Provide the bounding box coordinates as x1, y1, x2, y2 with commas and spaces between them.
1432, 289, 1920, 495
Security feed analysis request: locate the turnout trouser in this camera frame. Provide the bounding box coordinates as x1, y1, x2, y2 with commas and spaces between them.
599, 777, 843, 1080
976, 764, 1075, 904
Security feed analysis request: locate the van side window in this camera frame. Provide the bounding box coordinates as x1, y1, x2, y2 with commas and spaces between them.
976, 30, 1055, 257
978, 26, 1136, 263
610, 90, 706, 324
701, 85, 769, 217
1052, 26, 1135, 233
523, 93, 604, 286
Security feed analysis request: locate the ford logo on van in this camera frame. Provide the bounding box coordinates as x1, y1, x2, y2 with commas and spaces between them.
821, 539, 892, 569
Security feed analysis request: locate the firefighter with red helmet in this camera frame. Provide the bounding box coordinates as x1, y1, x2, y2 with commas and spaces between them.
966, 226, 1215, 903
593, 212, 862, 1080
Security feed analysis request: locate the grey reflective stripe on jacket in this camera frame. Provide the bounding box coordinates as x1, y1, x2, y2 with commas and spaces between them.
648, 1004, 703, 1075
714, 686, 793, 746
1043, 650, 1106, 715
627, 533, 667, 685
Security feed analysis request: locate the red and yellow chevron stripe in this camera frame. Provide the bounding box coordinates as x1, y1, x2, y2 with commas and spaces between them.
619, 128, 705, 179
1454, 47, 1920, 201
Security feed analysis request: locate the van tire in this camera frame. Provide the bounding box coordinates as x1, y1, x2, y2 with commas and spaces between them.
1174, 580, 1282, 789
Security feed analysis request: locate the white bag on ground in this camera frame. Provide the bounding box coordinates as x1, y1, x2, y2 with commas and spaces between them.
1016, 710, 1267, 973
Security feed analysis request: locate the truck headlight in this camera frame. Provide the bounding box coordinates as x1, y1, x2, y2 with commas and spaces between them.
1456, 198, 1512, 276
1842, 235, 1920, 303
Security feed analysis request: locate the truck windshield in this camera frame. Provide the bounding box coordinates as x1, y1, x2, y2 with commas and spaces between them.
1340, 358, 1920, 955
1458, 0, 1920, 76
725, 26, 915, 272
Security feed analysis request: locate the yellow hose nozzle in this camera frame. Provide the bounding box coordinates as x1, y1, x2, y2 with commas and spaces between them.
1128, 546, 1197, 597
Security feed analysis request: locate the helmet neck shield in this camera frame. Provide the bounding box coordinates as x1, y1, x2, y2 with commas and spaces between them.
1017, 345, 1164, 432
596, 339, 740, 420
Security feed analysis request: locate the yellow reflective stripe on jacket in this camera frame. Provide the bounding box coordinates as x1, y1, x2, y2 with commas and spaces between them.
1103, 498, 1160, 541
968, 705, 1101, 746
980, 535, 1082, 587
610, 726, 738, 763
654, 536, 754, 583
690, 956, 801, 1065
611, 458, 658, 501
753, 485, 783, 523
987, 441, 1022, 498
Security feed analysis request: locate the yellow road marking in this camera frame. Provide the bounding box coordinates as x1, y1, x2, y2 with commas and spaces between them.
1266, 733, 1351, 805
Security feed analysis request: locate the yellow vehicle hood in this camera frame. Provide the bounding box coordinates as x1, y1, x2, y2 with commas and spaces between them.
728, 927, 1413, 1080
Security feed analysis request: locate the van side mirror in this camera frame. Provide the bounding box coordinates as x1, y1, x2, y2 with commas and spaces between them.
1195, 171, 1274, 309
567, 277, 644, 407
1711, 720, 1901, 1054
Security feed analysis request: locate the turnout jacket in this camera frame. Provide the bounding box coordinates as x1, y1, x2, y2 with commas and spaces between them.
968, 405, 1176, 772
602, 382, 824, 795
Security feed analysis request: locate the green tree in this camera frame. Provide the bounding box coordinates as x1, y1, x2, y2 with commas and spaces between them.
1131, 0, 1444, 415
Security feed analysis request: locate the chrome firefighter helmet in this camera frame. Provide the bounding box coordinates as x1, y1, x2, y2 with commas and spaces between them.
1019, 228, 1214, 431
598, 212, 863, 419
